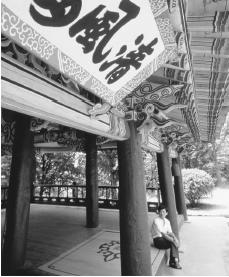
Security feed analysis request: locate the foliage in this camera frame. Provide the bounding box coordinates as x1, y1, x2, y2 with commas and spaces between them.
142, 150, 159, 202
35, 152, 83, 186
34, 149, 120, 188
1, 155, 12, 187
142, 150, 159, 189
216, 116, 229, 185
181, 142, 215, 173
97, 150, 119, 186
1, 147, 160, 193
220, 163, 229, 182
181, 113, 229, 186
181, 142, 221, 185
182, 168, 215, 206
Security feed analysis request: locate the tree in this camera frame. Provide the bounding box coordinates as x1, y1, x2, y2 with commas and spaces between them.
142, 149, 159, 203
35, 152, 81, 186
215, 113, 229, 185
1, 155, 12, 187
181, 142, 219, 184
34, 152, 86, 198
181, 112, 229, 186
182, 168, 215, 207
181, 142, 214, 171
97, 150, 119, 187
142, 149, 159, 188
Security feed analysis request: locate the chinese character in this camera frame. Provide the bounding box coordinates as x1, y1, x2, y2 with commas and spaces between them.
99, 35, 158, 84
69, 0, 140, 63
69, 5, 119, 54
30, 0, 82, 27
29, 0, 159, 85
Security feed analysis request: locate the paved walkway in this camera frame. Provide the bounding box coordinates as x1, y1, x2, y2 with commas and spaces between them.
187, 186, 229, 217
157, 185, 229, 276
157, 216, 229, 276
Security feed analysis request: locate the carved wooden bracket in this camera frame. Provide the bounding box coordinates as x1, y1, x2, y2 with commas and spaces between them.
2, 109, 110, 154
87, 103, 127, 137
160, 125, 195, 155
123, 82, 187, 151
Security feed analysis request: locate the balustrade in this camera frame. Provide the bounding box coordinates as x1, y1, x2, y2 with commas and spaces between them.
2, 185, 161, 212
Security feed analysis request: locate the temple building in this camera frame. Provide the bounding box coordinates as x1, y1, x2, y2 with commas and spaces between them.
1, 0, 229, 275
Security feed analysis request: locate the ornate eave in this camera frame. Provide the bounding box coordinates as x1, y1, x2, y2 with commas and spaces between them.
1, 37, 130, 141
145, 0, 229, 146
186, 0, 229, 142
1, 0, 228, 155
1, 0, 178, 106
1, 110, 112, 155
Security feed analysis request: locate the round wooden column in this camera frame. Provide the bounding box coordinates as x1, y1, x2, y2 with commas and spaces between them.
117, 122, 152, 276
156, 144, 179, 239
85, 133, 98, 228
172, 156, 188, 221
2, 112, 34, 275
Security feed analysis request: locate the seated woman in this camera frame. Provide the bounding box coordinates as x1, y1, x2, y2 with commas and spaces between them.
151, 204, 182, 269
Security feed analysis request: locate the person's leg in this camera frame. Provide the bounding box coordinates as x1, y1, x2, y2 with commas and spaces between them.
153, 238, 171, 266
154, 238, 181, 269
170, 243, 179, 260
169, 243, 182, 269
153, 237, 171, 250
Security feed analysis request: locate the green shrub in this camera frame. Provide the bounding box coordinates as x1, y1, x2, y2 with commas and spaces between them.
182, 168, 215, 206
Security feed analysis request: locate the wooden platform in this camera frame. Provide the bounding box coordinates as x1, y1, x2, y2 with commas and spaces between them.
1, 204, 183, 275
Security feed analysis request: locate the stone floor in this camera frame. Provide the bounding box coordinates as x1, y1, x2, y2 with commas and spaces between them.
157, 185, 229, 276
1, 204, 168, 275
187, 186, 229, 217
3, 190, 228, 276
157, 216, 229, 276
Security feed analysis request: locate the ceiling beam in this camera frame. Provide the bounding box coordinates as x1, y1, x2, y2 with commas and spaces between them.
1, 54, 129, 141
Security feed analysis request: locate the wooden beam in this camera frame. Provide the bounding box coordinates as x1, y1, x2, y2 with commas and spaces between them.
191, 50, 229, 59
193, 67, 229, 73
187, 0, 227, 16
1, 54, 129, 141
190, 31, 229, 39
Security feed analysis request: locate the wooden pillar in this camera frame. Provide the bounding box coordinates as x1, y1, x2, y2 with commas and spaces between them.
156, 144, 179, 239
2, 112, 34, 275
117, 122, 152, 276
172, 156, 188, 221
85, 133, 98, 228
30, 150, 37, 201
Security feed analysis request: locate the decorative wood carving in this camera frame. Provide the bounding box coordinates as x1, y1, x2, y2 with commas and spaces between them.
1, 109, 112, 154
1, 0, 178, 106
1, 35, 100, 103
88, 103, 127, 138
160, 124, 195, 155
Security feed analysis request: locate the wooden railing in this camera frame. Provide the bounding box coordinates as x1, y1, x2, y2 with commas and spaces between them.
2, 185, 161, 212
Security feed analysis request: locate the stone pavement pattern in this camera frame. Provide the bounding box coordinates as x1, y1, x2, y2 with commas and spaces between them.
2, 206, 168, 275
